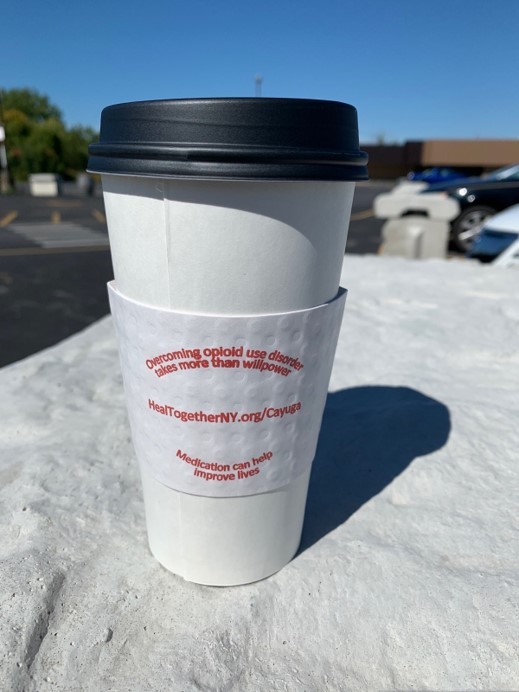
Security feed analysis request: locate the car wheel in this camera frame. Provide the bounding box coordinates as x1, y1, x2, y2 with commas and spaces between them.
452, 206, 495, 252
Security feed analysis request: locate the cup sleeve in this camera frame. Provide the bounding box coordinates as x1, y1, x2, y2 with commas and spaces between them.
108, 282, 347, 498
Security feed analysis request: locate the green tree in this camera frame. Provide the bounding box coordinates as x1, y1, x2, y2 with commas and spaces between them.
3, 108, 34, 180
61, 125, 98, 177
1, 88, 63, 123
0, 87, 97, 182
24, 118, 67, 176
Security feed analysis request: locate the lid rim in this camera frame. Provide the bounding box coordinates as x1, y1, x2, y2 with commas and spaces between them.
88, 142, 368, 162
87, 157, 368, 182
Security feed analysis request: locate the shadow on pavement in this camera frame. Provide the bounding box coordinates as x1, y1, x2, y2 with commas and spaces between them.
299, 385, 451, 552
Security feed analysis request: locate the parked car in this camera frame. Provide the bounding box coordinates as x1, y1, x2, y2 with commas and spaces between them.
407, 167, 467, 184
420, 163, 519, 251
468, 204, 519, 262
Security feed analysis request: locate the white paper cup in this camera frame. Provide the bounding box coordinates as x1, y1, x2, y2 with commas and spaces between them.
89, 98, 367, 585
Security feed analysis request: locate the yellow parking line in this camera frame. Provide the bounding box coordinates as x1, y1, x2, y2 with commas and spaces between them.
350, 209, 375, 221
92, 209, 106, 223
0, 245, 110, 257
51, 211, 61, 223
0, 210, 18, 227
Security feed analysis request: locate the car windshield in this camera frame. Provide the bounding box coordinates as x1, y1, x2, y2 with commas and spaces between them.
482, 163, 519, 181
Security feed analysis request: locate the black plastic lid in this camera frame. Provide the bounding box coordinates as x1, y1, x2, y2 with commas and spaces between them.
87, 98, 368, 181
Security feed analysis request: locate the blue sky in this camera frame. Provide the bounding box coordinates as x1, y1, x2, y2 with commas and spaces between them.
2, 0, 518, 142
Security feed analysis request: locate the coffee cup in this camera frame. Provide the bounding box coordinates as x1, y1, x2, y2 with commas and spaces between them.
88, 98, 367, 585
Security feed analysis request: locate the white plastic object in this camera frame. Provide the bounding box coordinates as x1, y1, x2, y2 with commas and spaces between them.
374, 191, 459, 221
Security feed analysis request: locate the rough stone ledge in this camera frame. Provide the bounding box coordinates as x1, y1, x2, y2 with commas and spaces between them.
1, 256, 518, 691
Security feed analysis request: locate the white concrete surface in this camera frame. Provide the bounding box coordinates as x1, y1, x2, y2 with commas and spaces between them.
1, 256, 518, 691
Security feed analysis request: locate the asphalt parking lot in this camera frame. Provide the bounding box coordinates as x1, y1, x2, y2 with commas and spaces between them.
0, 181, 392, 367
